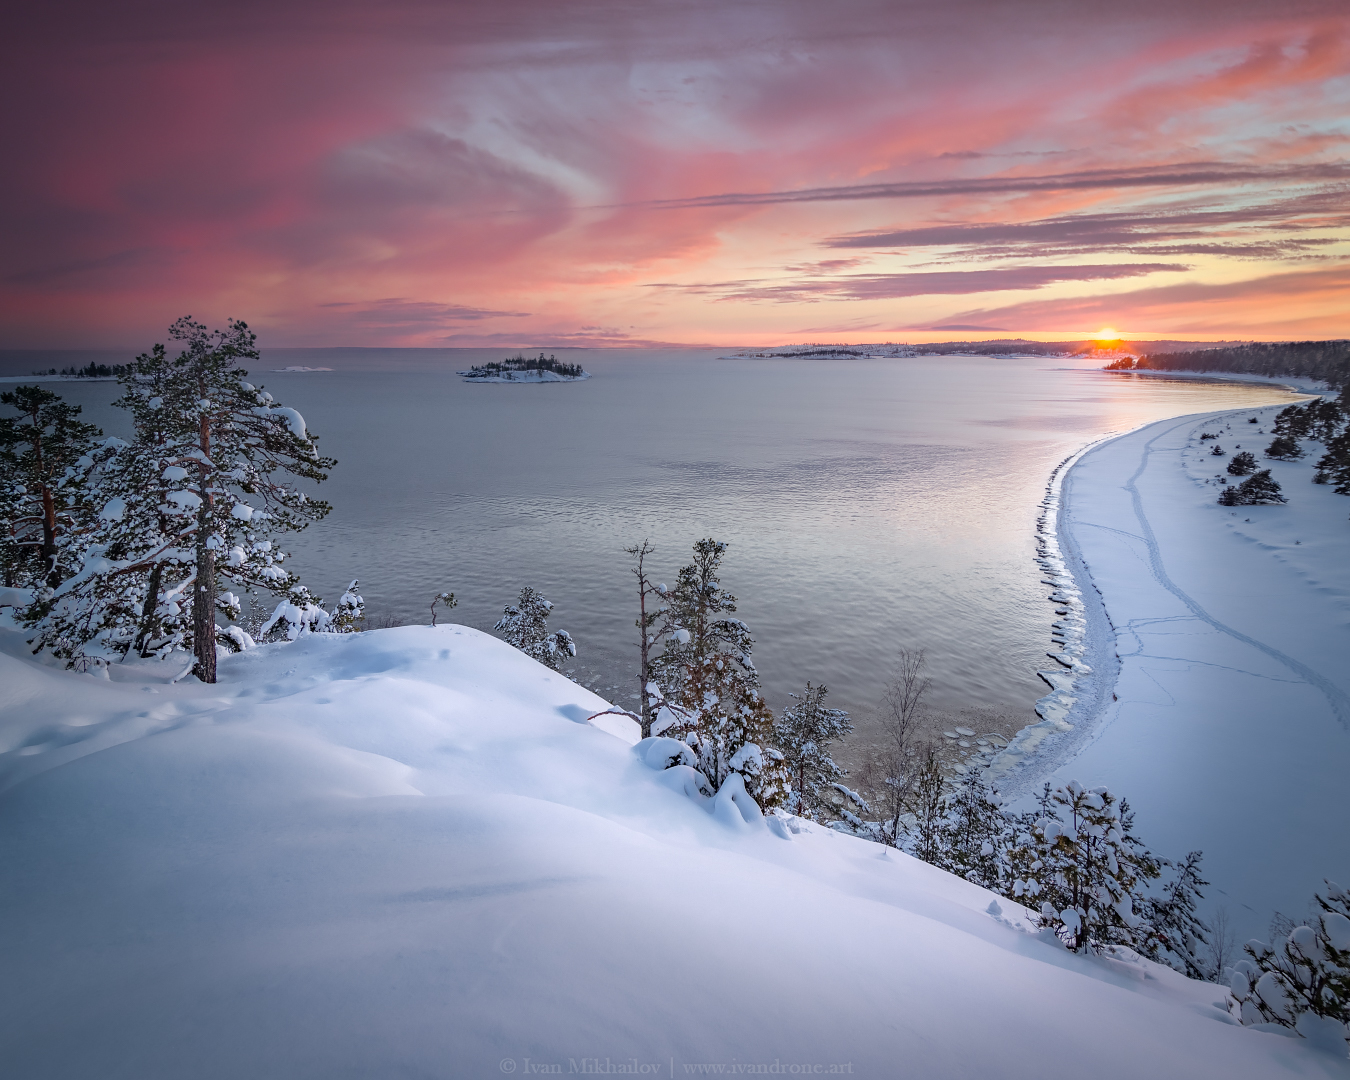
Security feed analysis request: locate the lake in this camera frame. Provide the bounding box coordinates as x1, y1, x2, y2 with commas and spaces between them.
10, 348, 1297, 744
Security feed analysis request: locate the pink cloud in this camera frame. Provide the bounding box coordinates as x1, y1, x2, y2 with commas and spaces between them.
2, 1, 1348, 346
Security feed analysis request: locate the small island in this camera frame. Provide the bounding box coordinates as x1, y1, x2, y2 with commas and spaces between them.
456, 352, 590, 382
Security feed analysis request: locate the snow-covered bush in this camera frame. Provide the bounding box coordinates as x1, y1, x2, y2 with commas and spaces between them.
933, 768, 1010, 891
1230, 880, 1350, 1050
256, 580, 365, 642
1007, 781, 1161, 954
495, 586, 576, 671
430, 590, 456, 626
773, 681, 852, 820
1218, 469, 1285, 506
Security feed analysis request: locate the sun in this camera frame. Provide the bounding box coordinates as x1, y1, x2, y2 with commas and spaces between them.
1096, 327, 1119, 340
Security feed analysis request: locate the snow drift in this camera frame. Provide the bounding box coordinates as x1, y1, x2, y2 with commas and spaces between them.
0, 623, 1341, 1078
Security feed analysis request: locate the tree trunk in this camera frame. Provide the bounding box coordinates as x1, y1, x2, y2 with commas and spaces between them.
40, 484, 59, 587
193, 547, 216, 683
134, 561, 164, 657
193, 403, 216, 682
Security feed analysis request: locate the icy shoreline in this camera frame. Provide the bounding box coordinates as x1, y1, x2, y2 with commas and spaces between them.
998, 393, 1350, 941
984, 434, 1123, 794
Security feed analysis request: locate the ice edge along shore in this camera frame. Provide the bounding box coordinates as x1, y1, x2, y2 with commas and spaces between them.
986, 376, 1329, 802
982, 432, 1122, 797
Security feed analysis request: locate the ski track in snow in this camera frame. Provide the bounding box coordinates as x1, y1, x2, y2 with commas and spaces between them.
994, 398, 1350, 940
1117, 420, 1350, 729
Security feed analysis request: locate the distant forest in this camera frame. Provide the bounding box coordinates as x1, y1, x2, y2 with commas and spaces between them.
1134, 340, 1350, 389
31, 362, 131, 378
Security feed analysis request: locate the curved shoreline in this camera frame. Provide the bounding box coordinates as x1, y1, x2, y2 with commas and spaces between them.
984, 429, 1128, 796
987, 391, 1320, 800
989, 391, 1350, 937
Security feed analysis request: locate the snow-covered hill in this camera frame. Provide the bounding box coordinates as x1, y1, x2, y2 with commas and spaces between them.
0, 625, 1340, 1077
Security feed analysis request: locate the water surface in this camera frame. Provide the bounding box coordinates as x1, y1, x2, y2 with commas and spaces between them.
24, 349, 1297, 732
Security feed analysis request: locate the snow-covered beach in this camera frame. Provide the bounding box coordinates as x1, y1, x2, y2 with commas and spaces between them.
1020, 398, 1350, 942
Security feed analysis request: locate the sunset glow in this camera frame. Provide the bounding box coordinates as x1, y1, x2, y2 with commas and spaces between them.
3, 1, 1349, 349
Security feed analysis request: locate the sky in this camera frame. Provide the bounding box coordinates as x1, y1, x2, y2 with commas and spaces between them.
4, 0, 1349, 349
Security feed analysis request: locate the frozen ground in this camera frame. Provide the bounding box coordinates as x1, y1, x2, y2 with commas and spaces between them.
1006, 399, 1350, 943
0, 624, 1342, 1077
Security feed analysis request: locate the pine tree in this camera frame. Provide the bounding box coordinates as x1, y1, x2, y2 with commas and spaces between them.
934, 768, 1009, 890
1007, 781, 1161, 953
905, 751, 947, 863
1273, 403, 1313, 441
1139, 851, 1211, 979
773, 681, 852, 820
1226, 451, 1257, 477
1314, 431, 1350, 492
1309, 398, 1345, 442
0, 387, 102, 589
647, 538, 789, 809
1218, 469, 1285, 506
22, 319, 335, 676
1265, 434, 1303, 461
495, 586, 576, 671
1231, 880, 1350, 1044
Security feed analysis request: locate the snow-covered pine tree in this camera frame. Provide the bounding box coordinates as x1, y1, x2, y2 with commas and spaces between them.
1226, 451, 1257, 477
1265, 434, 1304, 461
1231, 880, 1350, 1046
1309, 398, 1346, 443
934, 768, 1009, 890
1007, 781, 1161, 953
1314, 430, 1350, 492
0, 386, 103, 590
773, 681, 852, 820
23, 319, 336, 677
905, 750, 947, 864
647, 538, 789, 809
1218, 469, 1285, 506
1139, 850, 1211, 980
1273, 403, 1313, 441
495, 586, 576, 671
27, 343, 199, 662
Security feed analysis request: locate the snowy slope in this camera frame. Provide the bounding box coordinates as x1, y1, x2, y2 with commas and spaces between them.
1028, 403, 1350, 943
0, 625, 1342, 1078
